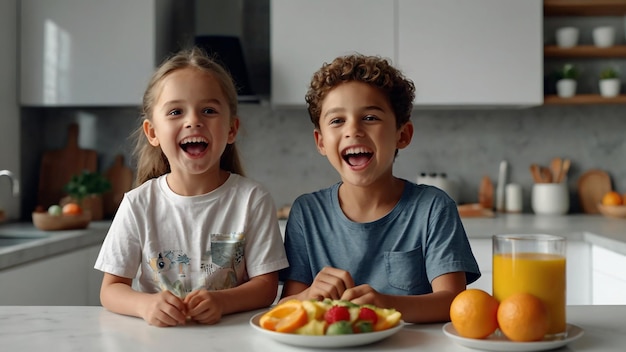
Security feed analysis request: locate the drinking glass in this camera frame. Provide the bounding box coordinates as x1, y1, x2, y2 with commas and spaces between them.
493, 234, 566, 338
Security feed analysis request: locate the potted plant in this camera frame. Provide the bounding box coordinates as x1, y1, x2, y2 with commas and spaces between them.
599, 67, 620, 98
63, 170, 111, 220
555, 63, 578, 98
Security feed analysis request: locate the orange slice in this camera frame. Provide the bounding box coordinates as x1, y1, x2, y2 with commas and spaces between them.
259, 300, 308, 333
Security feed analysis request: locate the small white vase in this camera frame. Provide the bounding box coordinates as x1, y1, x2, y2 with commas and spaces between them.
556, 79, 577, 98
556, 27, 579, 48
593, 26, 616, 48
599, 78, 621, 98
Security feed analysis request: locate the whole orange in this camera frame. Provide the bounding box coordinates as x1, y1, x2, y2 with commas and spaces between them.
602, 191, 623, 206
450, 289, 499, 339
497, 292, 548, 342
62, 203, 83, 216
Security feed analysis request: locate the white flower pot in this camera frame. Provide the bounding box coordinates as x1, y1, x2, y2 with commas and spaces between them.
599, 78, 621, 98
556, 27, 579, 48
593, 26, 616, 48
556, 79, 577, 98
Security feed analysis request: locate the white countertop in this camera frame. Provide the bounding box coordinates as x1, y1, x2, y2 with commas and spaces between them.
0, 305, 624, 351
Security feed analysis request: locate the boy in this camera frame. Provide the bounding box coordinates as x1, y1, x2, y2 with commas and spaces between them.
279, 54, 480, 323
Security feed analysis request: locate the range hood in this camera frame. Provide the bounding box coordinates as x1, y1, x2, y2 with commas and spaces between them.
195, 35, 259, 103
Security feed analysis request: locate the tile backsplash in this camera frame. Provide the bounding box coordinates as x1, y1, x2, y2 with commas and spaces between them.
19, 103, 626, 219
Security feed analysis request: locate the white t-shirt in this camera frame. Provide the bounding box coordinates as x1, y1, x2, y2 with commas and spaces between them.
94, 173, 288, 298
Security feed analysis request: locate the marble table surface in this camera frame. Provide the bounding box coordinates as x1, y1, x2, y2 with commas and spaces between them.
0, 305, 624, 351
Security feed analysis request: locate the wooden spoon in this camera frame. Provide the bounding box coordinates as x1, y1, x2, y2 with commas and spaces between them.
530, 164, 543, 183
557, 159, 571, 183
551, 157, 563, 184
540, 166, 553, 183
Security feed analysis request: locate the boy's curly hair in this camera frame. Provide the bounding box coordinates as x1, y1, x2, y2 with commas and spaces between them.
305, 54, 415, 130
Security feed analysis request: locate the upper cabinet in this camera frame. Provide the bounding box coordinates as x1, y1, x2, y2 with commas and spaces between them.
270, 0, 395, 106
270, 0, 543, 107
20, 0, 190, 107
397, 0, 542, 107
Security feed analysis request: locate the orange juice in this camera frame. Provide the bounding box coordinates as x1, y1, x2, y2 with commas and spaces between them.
493, 252, 566, 335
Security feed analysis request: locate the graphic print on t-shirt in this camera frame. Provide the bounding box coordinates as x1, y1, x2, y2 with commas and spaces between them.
147, 233, 246, 298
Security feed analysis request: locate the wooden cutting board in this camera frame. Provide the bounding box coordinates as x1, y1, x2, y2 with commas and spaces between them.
38, 123, 98, 208
577, 169, 612, 214
103, 154, 134, 218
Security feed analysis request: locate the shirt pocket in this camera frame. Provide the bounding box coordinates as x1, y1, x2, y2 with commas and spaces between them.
384, 246, 428, 293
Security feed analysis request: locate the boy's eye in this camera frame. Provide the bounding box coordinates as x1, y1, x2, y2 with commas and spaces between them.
363, 115, 378, 121
329, 117, 344, 125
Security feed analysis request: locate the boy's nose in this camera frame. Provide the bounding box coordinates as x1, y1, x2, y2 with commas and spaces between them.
344, 119, 364, 137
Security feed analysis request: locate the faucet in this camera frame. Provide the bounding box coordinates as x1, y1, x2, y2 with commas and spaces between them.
0, 170, 20, 196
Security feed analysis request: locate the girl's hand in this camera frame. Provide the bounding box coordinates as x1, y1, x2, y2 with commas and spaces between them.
305, 266, 355, 300
183, 289, 224, 325
341, 284, 387, 308
140, 290, 187, 327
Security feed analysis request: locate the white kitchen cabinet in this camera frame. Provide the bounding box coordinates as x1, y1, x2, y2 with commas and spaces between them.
19, 0, 184, 106
467, 238, 492, 293
270, 0, 542, 107
397, 0, 543, 107
467, 238, 592, 305
270, 0, 395, 106
0, 244, 102, 306
592, 245, 626, 305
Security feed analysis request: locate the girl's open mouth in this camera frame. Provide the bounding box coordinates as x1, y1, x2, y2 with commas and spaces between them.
180, 136, 208, 156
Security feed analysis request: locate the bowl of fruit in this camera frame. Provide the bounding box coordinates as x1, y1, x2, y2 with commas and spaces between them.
597, 191, 626, 219
250, 299, 403, 348
32, 203, 91, 231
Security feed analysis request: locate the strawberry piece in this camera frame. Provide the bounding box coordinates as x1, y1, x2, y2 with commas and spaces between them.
324, 306, 351, 325
358, 307, 378, 325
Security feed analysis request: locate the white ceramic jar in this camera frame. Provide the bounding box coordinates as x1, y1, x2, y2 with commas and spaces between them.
531, 183, 569, 215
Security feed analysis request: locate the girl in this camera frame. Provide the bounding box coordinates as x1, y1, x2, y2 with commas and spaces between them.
95, 47, 288, 327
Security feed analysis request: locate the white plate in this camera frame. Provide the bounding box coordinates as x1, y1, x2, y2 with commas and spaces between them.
442, 322, 584, 352
249, 312, 403, 348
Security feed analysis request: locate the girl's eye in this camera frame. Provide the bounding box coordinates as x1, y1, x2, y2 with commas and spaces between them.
203, 107, 217, 114
167, 109, 182, 116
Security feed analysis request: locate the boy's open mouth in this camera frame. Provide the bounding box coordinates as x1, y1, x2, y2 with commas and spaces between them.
342, 147, 373, 167
180, 136, 208, 156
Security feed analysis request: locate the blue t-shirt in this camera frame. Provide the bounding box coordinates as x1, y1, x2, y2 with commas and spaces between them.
280, 180, 480, 295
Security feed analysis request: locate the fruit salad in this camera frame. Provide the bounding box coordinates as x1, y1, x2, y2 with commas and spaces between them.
259, 299, 402, 335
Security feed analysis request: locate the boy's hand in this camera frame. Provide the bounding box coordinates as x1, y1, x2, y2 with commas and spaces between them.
341, 284, 387, 308
140, 290, 187, 327
183, 289, 224, 325
307, 266, 355, 300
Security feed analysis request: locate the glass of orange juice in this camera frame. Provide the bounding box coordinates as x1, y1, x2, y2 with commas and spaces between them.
492, 234, 566, 338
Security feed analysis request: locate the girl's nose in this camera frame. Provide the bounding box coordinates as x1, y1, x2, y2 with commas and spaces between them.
185, 112, 203, 128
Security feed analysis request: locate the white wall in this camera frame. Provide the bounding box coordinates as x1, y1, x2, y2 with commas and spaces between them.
0, 0, 20, 220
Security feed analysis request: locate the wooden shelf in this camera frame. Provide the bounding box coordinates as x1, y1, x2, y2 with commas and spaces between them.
544, 45, 626, 58
544, 0, 626, 16
544, 94, 626, 104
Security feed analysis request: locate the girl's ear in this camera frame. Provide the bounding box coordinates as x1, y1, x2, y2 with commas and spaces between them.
228, 117, 240, 144
313, 128, 327, 156
143, 119, 160, 147
396, 121, 414, 149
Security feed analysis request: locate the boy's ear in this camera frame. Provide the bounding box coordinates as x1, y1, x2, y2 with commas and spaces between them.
313, 129, 327, 156
396, 121, 414, 149
143, 119, 160, 147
